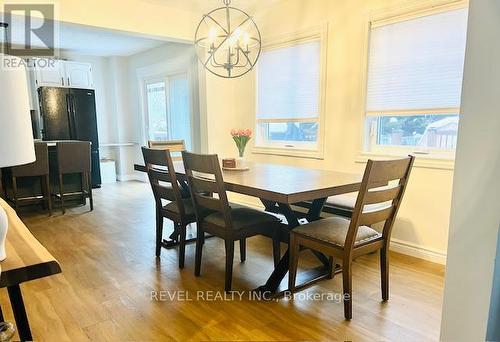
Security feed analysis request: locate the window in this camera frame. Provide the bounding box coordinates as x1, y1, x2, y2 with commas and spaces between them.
364, 7, 468, 156
145, 81, 168, 140
144, 73, 192, 150
255, 31, 325, 157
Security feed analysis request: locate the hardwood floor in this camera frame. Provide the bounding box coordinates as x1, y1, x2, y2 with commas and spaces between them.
0, 181, 445, 341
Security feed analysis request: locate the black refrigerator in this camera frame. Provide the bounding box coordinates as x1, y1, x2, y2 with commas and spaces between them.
38, 87, 102, 187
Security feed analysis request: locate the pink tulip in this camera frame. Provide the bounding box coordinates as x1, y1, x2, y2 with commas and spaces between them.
230, 129, 238, 136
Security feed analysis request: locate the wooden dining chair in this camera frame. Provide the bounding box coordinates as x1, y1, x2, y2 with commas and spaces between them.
55, 141, 93, 214
182, 151, 282, 292
142, 147, 194, 268
148, 140, 185, 161
10, 142, 52, 215
288, 156, 414, 320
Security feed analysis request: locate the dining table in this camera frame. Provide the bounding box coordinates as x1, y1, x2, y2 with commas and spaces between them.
0, 198, 62, 341
134, 160, 364, 295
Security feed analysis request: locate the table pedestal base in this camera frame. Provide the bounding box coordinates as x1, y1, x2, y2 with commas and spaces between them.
254, 263, 342, 299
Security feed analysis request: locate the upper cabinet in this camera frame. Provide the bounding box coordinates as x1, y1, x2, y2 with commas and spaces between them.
34, 59, 66, 87
33, 58, 94, 89
64, 62, 93, 88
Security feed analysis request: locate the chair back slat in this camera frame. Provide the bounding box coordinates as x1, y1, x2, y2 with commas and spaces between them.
359, 206, 395, 226
142, 147, 185, 216
148, 140, 185, 160
190, 176, 219, 194
363, 185, 401, 205
182, 151, 233, 228
193, 193, 223, 212
56, 141, 91, 174
366, 158, 412, 183
148, 140, 185, 151
12, 142, 49, 177
152, 184, 177, 202
344, 156, 415, 253
182, 152, 217, 174
148, 169, 173, 183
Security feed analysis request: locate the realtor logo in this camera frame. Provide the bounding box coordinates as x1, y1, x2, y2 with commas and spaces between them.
3, 4, 55, 56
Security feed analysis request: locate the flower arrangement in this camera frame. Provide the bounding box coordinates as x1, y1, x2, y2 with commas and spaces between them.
231, 128, 252, 157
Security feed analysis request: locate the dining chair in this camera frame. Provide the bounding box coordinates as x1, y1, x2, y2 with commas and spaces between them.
288, 156, 414, 320
55, 141, 93, 214
148, 140, 185, 161
182, 151, 282, 292
142, 147, 194, 268
10, 142, 52, 215
323, 189, 398, 218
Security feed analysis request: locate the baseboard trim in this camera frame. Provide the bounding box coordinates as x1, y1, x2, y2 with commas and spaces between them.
117, 173, 147, 182
390, 239, 447, 265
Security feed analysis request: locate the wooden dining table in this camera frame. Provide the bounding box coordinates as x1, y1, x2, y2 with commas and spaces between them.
134, 161, 364, 295
0, 198, 62, 341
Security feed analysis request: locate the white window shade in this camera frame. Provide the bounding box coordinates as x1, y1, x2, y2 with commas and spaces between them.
366, 8, 468, 114
257, 40, 320, 120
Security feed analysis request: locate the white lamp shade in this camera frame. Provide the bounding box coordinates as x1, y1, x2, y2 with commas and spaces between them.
0, 54, 35, 168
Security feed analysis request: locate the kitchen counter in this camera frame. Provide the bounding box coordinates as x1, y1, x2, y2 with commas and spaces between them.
34, 139, 91, 147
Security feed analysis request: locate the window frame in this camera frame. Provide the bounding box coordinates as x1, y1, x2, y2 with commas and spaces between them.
252, 25, 328, 159
140, 71, 193, 148
360, 0, 469, 162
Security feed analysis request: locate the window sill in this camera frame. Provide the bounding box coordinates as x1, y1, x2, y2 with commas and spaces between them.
252, 146, 324, 160
356, 151, 455, 170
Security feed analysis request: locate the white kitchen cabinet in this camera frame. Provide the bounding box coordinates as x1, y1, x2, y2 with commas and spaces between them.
64, 62, 93, 88
33, 59, 65, 87
33, 59, 93, 89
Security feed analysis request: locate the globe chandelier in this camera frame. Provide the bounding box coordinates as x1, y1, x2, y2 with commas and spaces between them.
194, 0, 261, 78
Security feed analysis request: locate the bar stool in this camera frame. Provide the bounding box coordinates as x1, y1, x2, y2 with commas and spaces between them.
55, 141, 93, 214
10, 142, 52, 214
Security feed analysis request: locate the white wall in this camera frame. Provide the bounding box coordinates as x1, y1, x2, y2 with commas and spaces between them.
440, 0, 500, 340
201, 0, 458, 263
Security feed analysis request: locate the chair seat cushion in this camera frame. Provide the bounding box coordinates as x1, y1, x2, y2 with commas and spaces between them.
293, 216, 381, 247
163, 198, 195, 216
203, 204, 281, 231
326, 192, 392, 213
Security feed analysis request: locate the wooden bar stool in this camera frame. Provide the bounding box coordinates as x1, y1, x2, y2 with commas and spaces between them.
55, 141, 93, 214
10, 142, 52, 214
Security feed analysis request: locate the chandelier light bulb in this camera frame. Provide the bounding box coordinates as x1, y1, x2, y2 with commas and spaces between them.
208, 27, 217, 45
233, 27, 242, 40
242, 32, 250, 50
228, 34, 238, 48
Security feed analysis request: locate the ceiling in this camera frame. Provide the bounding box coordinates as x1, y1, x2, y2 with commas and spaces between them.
6, 19, 172, 57
2, 0, 283, 56
155, 0, 284, 13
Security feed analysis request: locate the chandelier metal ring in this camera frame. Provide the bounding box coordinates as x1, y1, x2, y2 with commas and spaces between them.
194, 1, 262, 79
